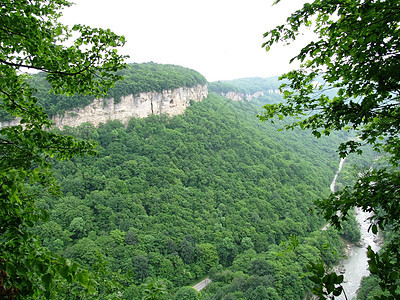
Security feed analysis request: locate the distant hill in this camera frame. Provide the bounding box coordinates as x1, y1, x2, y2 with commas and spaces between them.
209, 77, 283, 103
209, 76, 281, 94
0, 63, 207, 121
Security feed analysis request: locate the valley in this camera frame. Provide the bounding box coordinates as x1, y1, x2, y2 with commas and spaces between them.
2, 63, 372, 299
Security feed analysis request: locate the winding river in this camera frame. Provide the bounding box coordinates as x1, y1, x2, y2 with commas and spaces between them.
330, 159, 382, 300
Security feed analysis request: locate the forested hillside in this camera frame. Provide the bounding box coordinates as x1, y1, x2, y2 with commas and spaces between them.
209, 77, 281, 95
0, 63, 206, 121
33, 90, 365, 299
3, 0, 396, 298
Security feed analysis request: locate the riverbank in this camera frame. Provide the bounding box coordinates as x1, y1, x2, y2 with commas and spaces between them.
336, 208, 383, 300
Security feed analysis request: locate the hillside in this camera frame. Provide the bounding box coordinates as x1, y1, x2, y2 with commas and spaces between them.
209, 77, 281, 95
0, 62, 207, 122
209, 77, 283, 103
32, 87, 366, 298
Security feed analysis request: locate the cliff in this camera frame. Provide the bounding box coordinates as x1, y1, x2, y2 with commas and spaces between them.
53, 84, 208, 129
208, 77, 282, 102
218, 90, 276, 102
0, 84, 208, 129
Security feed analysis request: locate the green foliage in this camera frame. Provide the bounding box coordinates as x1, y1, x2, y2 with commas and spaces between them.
209, 77, 283, 105
174, 286, 199, 300
0, 0, 126, 298
40, 92, 367, 298
357, 275, 389, 300
210, 77, 282, 95
19, 62, 207, 117
107, 62, 207, 104
338, 211, 361, 244
142, 280, 169, 300
260, 0, 400, 298
208, 81, 241, 94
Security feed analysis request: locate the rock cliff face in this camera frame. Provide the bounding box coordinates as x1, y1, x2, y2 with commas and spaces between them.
53, 84, 207, 129
0, 84, 208, 129
218, 90, 266, 101
218, 89, 280, 102
220, 91, 247, 101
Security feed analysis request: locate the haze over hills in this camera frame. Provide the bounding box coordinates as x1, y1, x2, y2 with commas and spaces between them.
8, 63, 366, 298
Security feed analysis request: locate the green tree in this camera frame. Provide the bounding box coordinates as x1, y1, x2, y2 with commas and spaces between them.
174, 286, 198, 300
69, 216, 87, 239
179, 236, 195, 264
260, 0, 400, 298
110, 228, 126, 246
0, 0, 126, 298
248, 285, 271, 300
131, 256, 150, 282
142, 280, 169, 300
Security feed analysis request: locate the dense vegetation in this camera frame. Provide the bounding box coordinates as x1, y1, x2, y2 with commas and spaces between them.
32, 92, 367, 298
261, 1, 400, 298
106, 63, 207, 101
3, 0, 387, 299
0, 63, 206, 121
1, 1, 127, 298
209, 77, 281, 96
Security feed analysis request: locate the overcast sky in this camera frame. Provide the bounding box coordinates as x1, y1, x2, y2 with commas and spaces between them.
62, 0, 308, 81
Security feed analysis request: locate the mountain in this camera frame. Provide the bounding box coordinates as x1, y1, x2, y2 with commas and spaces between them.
20, 64, 366, 298
0, 63, 207, 126
209, 77, 282, 102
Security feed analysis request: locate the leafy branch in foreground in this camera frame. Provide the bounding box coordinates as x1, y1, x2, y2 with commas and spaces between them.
259, 0, 400, 298
0, 0, 127, 298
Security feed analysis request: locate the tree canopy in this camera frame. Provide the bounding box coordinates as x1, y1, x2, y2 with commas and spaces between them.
259, 0, 400, 298
23, 62, 207, 117
0, 0, 127, 298
209, 77, 282, 95
38, 93, 363, 299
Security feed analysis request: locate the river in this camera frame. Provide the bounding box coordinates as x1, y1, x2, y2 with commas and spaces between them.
330, 159, 382, 300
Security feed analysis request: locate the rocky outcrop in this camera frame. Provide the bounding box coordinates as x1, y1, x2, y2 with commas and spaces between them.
220, 91, 246, 101
266, 89, 280, 94
0, 118, 21, 128
218, 89, 281, 102
0, 84, 208, 129
218, 90, 269, 102
53, 84, 207, 129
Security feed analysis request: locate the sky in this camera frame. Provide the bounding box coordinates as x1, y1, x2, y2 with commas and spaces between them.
61, 0, 309, 81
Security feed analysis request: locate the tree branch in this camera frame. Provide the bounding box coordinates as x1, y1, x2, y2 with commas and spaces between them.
0, 58, 93, 77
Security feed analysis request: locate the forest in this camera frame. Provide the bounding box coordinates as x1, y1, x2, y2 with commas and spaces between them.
0, 63, 207, 121
2, 1, 398, 299
209, 77, 282, 96
29, 74, 370, 298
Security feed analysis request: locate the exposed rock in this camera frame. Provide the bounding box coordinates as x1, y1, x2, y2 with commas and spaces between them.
218, 90, 268, 102
221, 91, 245, 101
266, 89, 280, 94
0, 118, 22, 128
1, 84, 208, 129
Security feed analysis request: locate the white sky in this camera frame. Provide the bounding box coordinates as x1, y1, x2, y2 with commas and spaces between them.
62, 0, 309, 81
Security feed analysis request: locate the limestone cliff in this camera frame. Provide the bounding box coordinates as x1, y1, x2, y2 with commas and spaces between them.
218, 90, 272, 102
53, 84, 208, 129
1, 84, 208, 129
218, 89, 281, 102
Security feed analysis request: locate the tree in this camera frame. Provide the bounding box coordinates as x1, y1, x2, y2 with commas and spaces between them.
0, 0, 126, 298
248, 285, 272, 300
259, 0, 400, 298
179, 236, 195, 264
132, 256, 150, 282
142, 280, 169, 300
174, 286, 199, 300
